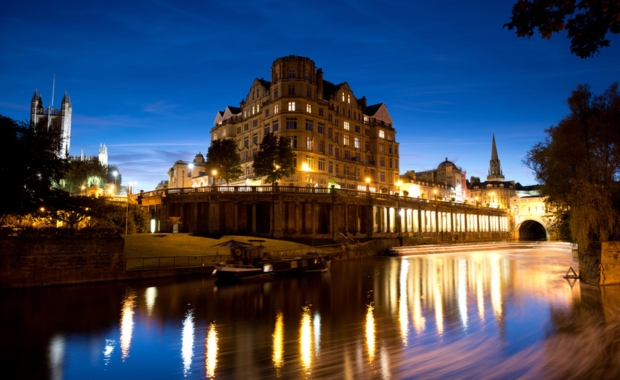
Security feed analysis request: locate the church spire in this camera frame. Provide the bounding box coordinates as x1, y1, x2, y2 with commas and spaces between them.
487, 133, 504, 181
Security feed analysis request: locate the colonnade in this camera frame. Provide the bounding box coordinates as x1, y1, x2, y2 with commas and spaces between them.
371, 205, 509, 236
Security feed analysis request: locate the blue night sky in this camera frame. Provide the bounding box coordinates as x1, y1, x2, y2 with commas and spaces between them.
1, 1, 619, 192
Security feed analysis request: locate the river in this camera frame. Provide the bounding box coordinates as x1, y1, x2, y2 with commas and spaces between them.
1, 246, 619, 379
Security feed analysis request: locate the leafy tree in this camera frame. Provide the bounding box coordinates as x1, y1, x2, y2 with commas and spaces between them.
504, 0, 620, 58
524, 82, 620, 250
206, 138, 242, 185
253, 133, 295, 184
62, 159, 110, 194
0, 115, 66, 223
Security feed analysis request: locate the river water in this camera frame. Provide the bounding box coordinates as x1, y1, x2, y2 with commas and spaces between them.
2, 247, 620, 379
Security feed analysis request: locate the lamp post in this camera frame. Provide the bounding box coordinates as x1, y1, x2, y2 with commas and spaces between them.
112, 170, 118, 188
365, 177, 371, 192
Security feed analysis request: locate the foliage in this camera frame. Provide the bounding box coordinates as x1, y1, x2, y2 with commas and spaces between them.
206, 138, 242, 185
504, 0, 620, 58
0, 115, 66, 223
62, 159, 111, 194
39, 190, 118, 231
253, 133, 295, 184
524, 82, 620, 249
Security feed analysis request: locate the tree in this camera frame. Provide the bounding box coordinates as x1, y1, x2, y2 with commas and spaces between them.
504, 0, 620, 58
524, 82, 620, 250
0, 115, 66, 223
253, 133, 295, 184
206, 138, 242, 185
62, 159, 110, 194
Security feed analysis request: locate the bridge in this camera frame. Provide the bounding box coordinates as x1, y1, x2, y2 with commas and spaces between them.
137, 185, 510, 244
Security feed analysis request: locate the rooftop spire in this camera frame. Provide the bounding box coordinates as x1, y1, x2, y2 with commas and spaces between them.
487, 133, 504, 181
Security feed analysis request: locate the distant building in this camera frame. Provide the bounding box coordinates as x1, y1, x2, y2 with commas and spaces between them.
168, 153, 211, 188
413, 158, 467, 202
210, 55, 399, 190
30, 88, 108, 165
468, 134, 516, 209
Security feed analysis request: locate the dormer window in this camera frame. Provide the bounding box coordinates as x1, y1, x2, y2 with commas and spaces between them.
288, 69, 296, 79
342, 92, 345, 102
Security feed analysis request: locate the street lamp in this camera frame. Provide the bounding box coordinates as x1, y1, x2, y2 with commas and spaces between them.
433, 189, 438, 200
395, 180, 402, 195
211, 169, 217, 186
81, 185, 86, 196
365, 177, 371, 192
112, 170, 118, 188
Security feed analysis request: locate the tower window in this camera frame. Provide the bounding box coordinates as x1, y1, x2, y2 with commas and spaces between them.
288, 69, 296, 79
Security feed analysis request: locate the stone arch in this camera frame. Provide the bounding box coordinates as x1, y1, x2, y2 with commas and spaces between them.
515, 219, 548, 241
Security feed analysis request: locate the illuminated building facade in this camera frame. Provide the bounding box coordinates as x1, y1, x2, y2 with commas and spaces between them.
211, 55, 399, 190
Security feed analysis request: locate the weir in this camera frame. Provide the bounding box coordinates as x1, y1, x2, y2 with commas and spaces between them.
138, 185, 510, 243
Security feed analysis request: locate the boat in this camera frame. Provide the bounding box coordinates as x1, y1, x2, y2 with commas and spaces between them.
212, 240, 330, 283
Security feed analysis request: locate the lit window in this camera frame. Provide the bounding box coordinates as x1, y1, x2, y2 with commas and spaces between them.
347, 94, 351, 104
288, 102, 295, 111
343, 121, 350, 130
306, 137, 313, 150
343, 134, 350, 146
379, 130, 385, 138
342, 92, 345, 101
257, 104, 260, 112
274, 104, 279, 113
252, 105, 255, 115
306, 104, 312, 113
354, 137, 360, 149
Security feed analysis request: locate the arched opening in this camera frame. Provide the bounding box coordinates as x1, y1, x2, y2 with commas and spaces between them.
518, 220, 547, 241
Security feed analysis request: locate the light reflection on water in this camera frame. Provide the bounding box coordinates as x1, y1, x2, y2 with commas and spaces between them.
2, 247, 620, 379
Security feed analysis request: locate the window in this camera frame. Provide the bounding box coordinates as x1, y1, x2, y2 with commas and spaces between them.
252, 148, 257, 158
274, 104, 279, 113
389, 158, 392, 168
252, 105, 255, 115
318, 108, 324, 116
327, 128, 332, 139
347, 94, 351, 104
328, 143, 333, 155
306, 104, 312, 113
273, 120, 279, 131
318, 158, 325, 171
335, 164, 339, 174
306, 88, 311, 98
288, 69, 296, 79
306, 155, 314, 170
342, 92, 345, 101
380, 157, 385, 167
288, 102, 295, 111
354, 137, 360, 149
328, 161, 333, 173
288, 85, 295, 96
306, 119, 313, 131
348, 110, 351, 118
318, 140, 324, 153
380, 172, 385, 182
253, 120, 258, 128
264, 124, 270, 135
335, 132, 339, 144
343, 134, 350, 146
365, 141, 370, 152
365, 128, 370, 136
253, 133, 258, 145
334, 119, 338, 126
265, 109, 270, 117
380, 143, 384, 153
274, 88, 279, 98
355, 125, 360, 133
291, 136, 297, 148
318, 123, 324, 134
243, 151, 249, 161
244, 137, 249, 148
343, 121, 350, 130
356, 152, 361, 162
328, 114, 332, 122
306, 136, 313, 150
244, 123, 249, 131
257, 104, 260, 113
379, 130, 385, 138
304, 71, 309, 81
344, 150, 350, 159
236, 127, 241, 134
286, 118, 297, 129
335, 147, 339, 158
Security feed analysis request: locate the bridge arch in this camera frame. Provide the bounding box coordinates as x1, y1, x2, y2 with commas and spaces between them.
515, 219, 548, 241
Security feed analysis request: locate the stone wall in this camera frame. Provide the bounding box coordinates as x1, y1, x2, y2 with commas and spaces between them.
0, 235, 125, 288
579, 241, 620, 285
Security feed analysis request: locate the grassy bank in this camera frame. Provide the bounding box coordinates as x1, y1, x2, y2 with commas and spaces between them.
123, 233, 321, 259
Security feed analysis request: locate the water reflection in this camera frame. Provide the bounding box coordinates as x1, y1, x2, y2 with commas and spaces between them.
365, 303, 375, 362
5, 248, 620, 379
120, 288, 136, 361
300, 305, 313, 374
205, 322, 217, 379
181, 309, 194, 377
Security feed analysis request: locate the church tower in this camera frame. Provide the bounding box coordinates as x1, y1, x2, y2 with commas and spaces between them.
30, 89, 72, 158
486, 133, 504, 181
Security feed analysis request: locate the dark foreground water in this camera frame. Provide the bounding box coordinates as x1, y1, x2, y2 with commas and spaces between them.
2, 247, 620, 380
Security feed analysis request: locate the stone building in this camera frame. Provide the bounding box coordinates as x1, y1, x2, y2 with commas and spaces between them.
168, 153, 212, 188
210, 55, 399, 191
30, 88, 108, 165
468, 134, 517, 209
412, 158, 467, 202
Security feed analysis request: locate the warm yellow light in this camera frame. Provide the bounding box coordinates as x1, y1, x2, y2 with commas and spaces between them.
365, 177, 371, 184
395, 180, 402, 187
433, 189, 437, 194
211, 169, 217, 176
301, 163, 310, 172
39, 207, 45, 212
